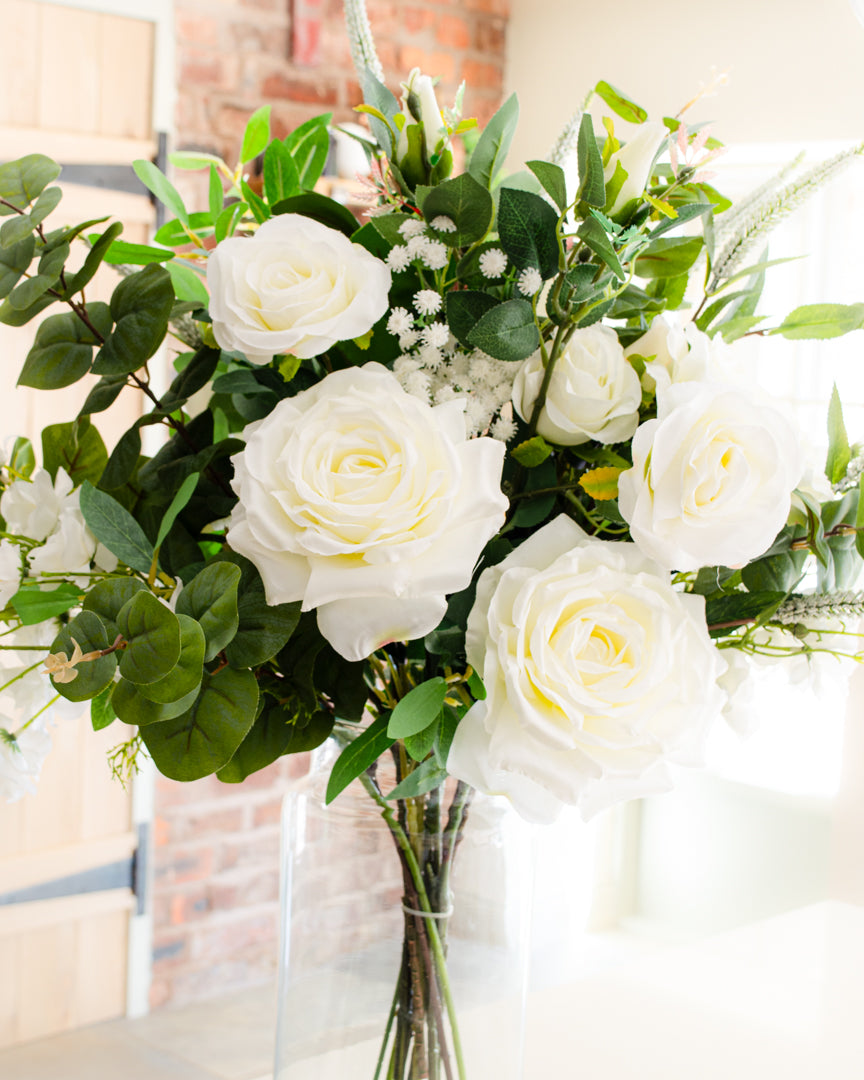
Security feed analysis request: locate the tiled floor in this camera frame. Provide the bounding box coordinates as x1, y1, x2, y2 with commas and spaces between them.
0, 982, 275, 1080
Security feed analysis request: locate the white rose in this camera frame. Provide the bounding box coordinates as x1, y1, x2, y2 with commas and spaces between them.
618, 381, 803, 571
227, 362, 508, 661
0, 716, 51, 803
1, 467, 75, 541
207, 214, 392, 364
625, 316, 737, 393
604, 120, 668, 217
447, 515, 726, 823
0, 539, 22, 610
512, 325, 641, 446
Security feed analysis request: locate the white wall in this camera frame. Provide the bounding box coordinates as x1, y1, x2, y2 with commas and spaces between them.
506, 0, 864, 165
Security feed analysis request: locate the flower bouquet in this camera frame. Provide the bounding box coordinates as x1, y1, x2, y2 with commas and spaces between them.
2, 0, 864, 1074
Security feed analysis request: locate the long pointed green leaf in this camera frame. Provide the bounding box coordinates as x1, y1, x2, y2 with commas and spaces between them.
325, 715, 393, 804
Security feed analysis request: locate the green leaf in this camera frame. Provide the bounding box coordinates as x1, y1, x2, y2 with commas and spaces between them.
18, 305, 111, 390
826, 384, 851, 485
525, 159, 568, 212
856, 475, 864, 561
133, 160, 189, 225
224, 585, 301, 668
469, 93, 519, 190
93, 264, 174, 376
11, 583, 83, 625
42, 418, 107, 486
112, 677, 201, 726
48, 610, 117, 702
263, 139, 301, 204
359, 69, 400, 157
137, 614, 205, 704
388, 677, 448, 738
90, 685, 116, 732
404, 717, 440, 763
769, 303, 864, 340
140, 668, 259, 781
154, 472, 200, 551
208, 164, 223, 219
286, 117, 332, 189
79, 480, 155, 575
116, 591, 181, 685
214, 202, 246, 243
169, 150, 225, 171
325, 714, 394, 804
635, 236, 703, 278
497, 187, 560, 277
7, 240, 68, 309
511, 435, 552, 467
0, 234, 35, 299
97, 238, 175, 265
594, 81, 648, 124
82, 577, 148, 638
0, 293, 54, 326
240, 105, 271, 164
216, 702, 295, 783
64, 221, 123, 295
434, 705, 461, 769
648, 202, 712, 239
99, 425, 142, 491
576, 114, 606, 208
153, 212, 214, 248
467, 298, 540, 363
421, 173, 494, 247
176, 562, 242, 662
8, 436, 35, 479
0, 214, 35, 249
576, 216, 624, 280
385, 758, 447, 800
713, 254, 804, 291
446, 289, 498, 348
0, 155, 61, 210
165, 260, 208, 305
718, 314, 765, 343
163, 346, 220, 407
705, 590, 786, 637
270, 192, 358, 237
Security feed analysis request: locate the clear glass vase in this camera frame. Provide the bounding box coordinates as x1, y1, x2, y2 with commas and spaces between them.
274, 739, 533, 1080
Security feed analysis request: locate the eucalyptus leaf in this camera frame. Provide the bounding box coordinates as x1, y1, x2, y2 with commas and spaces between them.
116, 590, 182, 685
19, 305, 111, 389
216, 702, 295, 783
82, 577, 148, 639
136, 614, 205, 704
422, 173, 494, 247
0, 234, 35, 299
48, 610, 116, 702
42, 418, 107, 487
0, 155, 61, 210
140, 668, 259, 781
90, 685, 116, 732
176, 562, 242, 661
112, 676, 202, 726
93, 264, 174, 376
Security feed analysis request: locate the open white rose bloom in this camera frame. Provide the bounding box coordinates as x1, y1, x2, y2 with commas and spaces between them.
448, 516, 727, 822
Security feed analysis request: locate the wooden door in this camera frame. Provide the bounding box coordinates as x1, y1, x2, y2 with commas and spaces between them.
0, 0, 160, 1047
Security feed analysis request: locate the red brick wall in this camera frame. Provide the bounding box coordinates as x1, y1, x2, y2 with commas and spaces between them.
152, 0, 509, 1010
174, 0, 509, 165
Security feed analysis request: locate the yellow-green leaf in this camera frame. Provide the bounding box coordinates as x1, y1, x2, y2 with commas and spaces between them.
579, 466, 623, 501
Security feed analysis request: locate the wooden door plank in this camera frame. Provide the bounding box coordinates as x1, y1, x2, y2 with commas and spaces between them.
38, 6, 101, 135
0, 831, 137, 894
75, 908, 129, 1026
99, 14, 154, 140
0, 126, 156, 164
0, 1, 40, 128
0, 888, 134, 936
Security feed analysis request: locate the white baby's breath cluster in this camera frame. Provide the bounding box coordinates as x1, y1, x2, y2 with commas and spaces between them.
385, 219, 451, 273
386, 299, 521, 439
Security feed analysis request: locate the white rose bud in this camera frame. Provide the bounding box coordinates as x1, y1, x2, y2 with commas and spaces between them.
604, 120, 668, 217
396, 68, 445, 161
618, 381, 803, 571
227, 362, 508, 662
447, 515, 727, 823
207, 214, 392, 364
512, 324, 641, 446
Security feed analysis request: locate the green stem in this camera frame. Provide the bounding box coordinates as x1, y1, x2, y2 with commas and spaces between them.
358, 771, 468, 1080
